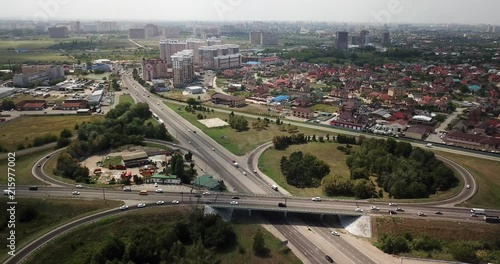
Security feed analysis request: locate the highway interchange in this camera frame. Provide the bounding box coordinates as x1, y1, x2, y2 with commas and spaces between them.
5, 72, 500, 264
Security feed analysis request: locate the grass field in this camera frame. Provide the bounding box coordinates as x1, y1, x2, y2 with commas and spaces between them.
10, 94, 63, 105
24, 207, 301, 264
166, 102, 337, 156
0, 149, 53, 185
0, 50, 73, 64
0, 40, 58, 49
258, 142, 354, 197
119, 94, 135, 105
436, 151, 500, 209
0, 115, 101, 151
309, 104, 340, 114
0, 198, 121, 262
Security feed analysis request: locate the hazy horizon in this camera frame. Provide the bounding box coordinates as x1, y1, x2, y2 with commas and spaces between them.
1, 0, 499, 25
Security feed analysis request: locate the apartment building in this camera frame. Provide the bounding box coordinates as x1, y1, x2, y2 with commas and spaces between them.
186, 38, 207, 65
199, 44, 241, 70
249, 31, 279, 45
141, 59, 168, 81
48, 26, 68, 38
129, 28, 146, 39
171, 50, 194, 88
159, 39, 186, 63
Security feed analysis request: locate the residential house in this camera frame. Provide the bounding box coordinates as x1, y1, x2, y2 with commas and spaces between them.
211, 93, 245, 107
443, 130, 500, 151
292, 108, 313, 119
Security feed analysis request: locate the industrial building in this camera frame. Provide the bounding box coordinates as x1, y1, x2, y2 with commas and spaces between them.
171, 50, 194, 88
185, 86, 203, 94
15, 100, 46, 111
122, 151, 149, 168
13, 66, 64, 87
89, 90, 104, 106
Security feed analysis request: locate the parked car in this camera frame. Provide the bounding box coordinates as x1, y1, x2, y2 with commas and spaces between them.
137, 203, 146, 208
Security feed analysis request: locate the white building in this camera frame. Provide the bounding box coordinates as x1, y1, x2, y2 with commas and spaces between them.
171, 50, 194, 88
199, 44, 241, 70
185, 86, 203, 94
159, 39, 186, 63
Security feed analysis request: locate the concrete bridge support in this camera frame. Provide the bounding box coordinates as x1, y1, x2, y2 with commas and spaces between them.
248, 209, 252, 216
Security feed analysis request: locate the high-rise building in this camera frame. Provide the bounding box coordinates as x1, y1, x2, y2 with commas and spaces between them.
144, 24, 159, 38
159, 39, 187, 63
163, 27, 181, 38
199, 44, 241, 70
48, 26, 68, 38
207, 37, 222, 46
359, 30, 369, 46
382, 31, 391, 45
193, 25, 220, 39
129, 28, 146, 39
70, 21, 81, 34
95, 21, 118, 32
336, 31, 349, 50
141, 59, 168, 81
186, 39, 207, 65
249, 31, 279, 45
171, 50, 194, 87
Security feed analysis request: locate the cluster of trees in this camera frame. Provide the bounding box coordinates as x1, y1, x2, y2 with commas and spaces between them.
132, 68, 146, 86
377, 234, 500, 263
1, 99, 15, 110
90, 211, 235, 264
280, 151, 330, 188
272, 133, 307, 150
346, 138, 458, 199
251, 117, 270, 131
32, 134, 58, 147
169, 154, 197, 184
228, 112, 249, 132
253, 229, 269, 257
55, 153, 90, 182
321, 174, 377, 199
336, 135, 357, 144
54, 102, 172, 181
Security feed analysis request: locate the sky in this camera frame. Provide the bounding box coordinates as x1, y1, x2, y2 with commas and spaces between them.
1, 0, 499, 25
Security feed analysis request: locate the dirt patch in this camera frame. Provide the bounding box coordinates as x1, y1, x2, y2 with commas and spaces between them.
199, 118, 229, 128
375, 216, 500, 241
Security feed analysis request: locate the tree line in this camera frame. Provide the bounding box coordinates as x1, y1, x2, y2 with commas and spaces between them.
90, 210, 235, 264
280, 151, 330, 188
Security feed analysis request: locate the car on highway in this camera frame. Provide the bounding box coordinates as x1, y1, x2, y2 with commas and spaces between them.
470, 213, 478, 217
154, 183, 158, 187
46, 155, 51, 159
211, 147, 215, 151
172, 200, 180, 204
466, 184, 471, 189
370, 206, 380, 211
72, 191, 80, 195
396, 207, 404, 212
119, 205, 129, 210
389, 210, 397, 215
325, 255, 334, 263
193, 131, 196, 134
435, 211, 443, 215
76, 184, 83, 189
232, 196, 240, 199
37, 164, 41, 167
205, 201, 213, 204
389, 203, 397, 206
123, 186, 132, 192
278, 203, 287, 208
355, 207, 363, 212
418, 212, 426, 216
194, 194, 201, 198
188, 129, 191, 132
331, 230, 340, 236
253, 169, 257, 173
29, 185, 39, 191
203, 191, 210, 195
312, 197, 321, 202
188, 141, 191, 144
230, 201, 239, 205
242, 172, 247, 176
156, 201, 165, 205
137, 203, 146, 208
155, 189, 163, 193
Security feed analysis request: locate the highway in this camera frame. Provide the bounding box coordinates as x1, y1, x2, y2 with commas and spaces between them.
6, 71, 494, 264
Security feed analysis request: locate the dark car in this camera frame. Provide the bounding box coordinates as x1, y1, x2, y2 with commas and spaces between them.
205, 201, 212, 204
325, 255, 334, 263
194, 194, 201, 198
232, 196, 240, 199
389, 210, 397, 215
278, 203, 286, 208
28, 186, 38, 191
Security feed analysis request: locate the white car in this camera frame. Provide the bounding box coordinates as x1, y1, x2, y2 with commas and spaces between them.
119, 205, 129, 210
230, 200, 239, 205
389, 203, 397, 206
171, 200, 180, 204
137, 203, 146, 208
312, 197, 321, 202
154, 183, 158, 187
242, 172, 247, 176
355, 208, 363, 212
156, 201, 165, 205
203, 191, 210, 195
188, 129, 191, 132
72, 191, 80, 195
253, 169, 257, 173
211, 147, 215, 151
331, 231, 340, 236
466, 184, 471, 189
75, 184, 83, 189
370, 206, 380, 211
418, 212, 426, 216
155, 189, 163, 193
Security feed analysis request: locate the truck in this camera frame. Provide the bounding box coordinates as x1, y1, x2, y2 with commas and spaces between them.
484, 216, 500, 224
471, 208, 486, 215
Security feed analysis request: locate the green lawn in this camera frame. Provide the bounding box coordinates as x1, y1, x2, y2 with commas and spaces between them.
436, 151, 500, 209
119, 94, 135, 105
0, 150, 53, 185
0, 50, 74, 64
0, 198, 121, 262
165, 102, 337, 156
24, 207, 301, 264
0, 115, 101, 151
101, 156, 123, 167
309, 104, 340, 114
0, 40, 58, 49
258, 142, 354, 197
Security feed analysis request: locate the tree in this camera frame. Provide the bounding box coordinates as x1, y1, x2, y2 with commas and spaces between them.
55, 152, 79, 179
352, 179, 375, 199
60, 128, 73, 138
253, 229, 268, 256
350, 168, 369, 180
1, 99, 15, 110
322, 174, 353, 196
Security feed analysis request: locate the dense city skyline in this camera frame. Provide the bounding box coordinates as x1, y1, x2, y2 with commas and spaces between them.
1, 0, 499, 25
